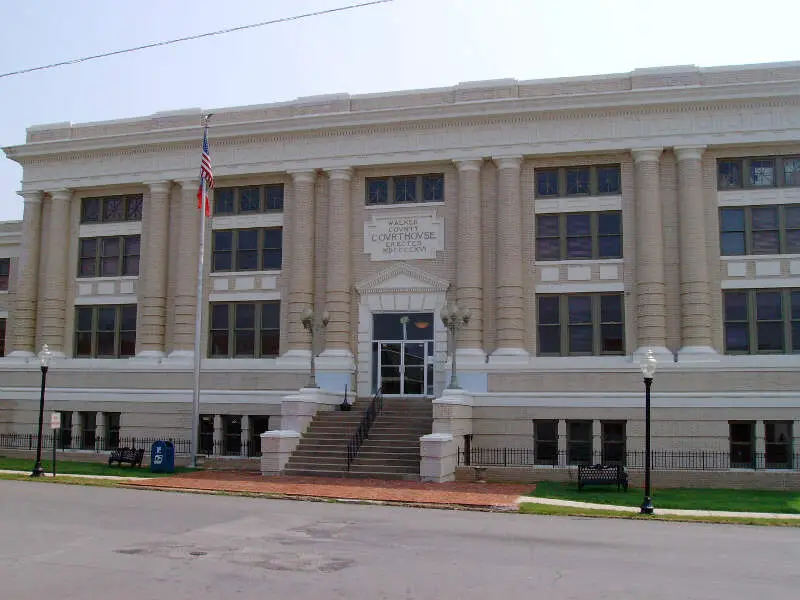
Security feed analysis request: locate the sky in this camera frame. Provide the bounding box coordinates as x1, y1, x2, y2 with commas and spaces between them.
0, 0, 798, 222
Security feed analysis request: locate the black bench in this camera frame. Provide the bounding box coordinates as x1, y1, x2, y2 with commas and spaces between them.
108, 447, 145, 468
577, 464, 629, 491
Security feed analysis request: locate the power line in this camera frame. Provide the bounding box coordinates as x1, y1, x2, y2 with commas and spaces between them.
0, 0, 395, 80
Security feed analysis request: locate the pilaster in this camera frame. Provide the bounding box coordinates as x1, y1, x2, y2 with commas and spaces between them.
95, 412, 106, 450
40, 189, 72, 356
8, 190, 43, 357
240, 414, 251, 458
213, 414, 223, 456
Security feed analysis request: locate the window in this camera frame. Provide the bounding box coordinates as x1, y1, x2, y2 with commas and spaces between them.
536, 212, 622, 260
80, 194, 143, 223
0, 258, 9, 290
74, 305, 137, 358
199, 415, 214, 455
729, 422, 754, 468
209, 301, 280, 358
717, 156, 800, 190
535, 165, 621, 198
105, 412, 121, 450
249, 415, 269, 457
222, 415, 242, 455
366, 174, 444, 205
537, 294, 625, 356
78, 236, 140, 277
213, 184, 284, 215
533, 420, 558, 465
212, 228, 282, 272
81, 411, 96, 450
0, 318, 5, 356
602, 421, 626, 465
59, 411, 73, 449
765, 421, 793, 469
723, 289, 800, 354
719, 205, 800, 256
567, 420, 592, 465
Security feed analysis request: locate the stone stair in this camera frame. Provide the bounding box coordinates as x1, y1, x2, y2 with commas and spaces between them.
282, 396, 433, 480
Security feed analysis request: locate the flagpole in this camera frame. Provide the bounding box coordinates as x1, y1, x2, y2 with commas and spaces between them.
190, 114, 211, 468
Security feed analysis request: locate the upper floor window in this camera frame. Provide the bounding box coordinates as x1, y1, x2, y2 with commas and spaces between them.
80, 194, 143, 224
74, 304, 137, 358
214, 184, 284, 216
209, 301, 280, 358
536, 212, 622, 261
535, 165, 621, 198
366, 174, 444, 205
723, 289, 800, 354
212, 228, 282, 272
717, 156, 800, 190
537, 293, 625, 356
78, 236, 140, 277
719, 205, 800, 256
0, 258, 9, 291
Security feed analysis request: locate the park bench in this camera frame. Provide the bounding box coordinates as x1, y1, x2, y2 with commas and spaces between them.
577, 464, 629, 491
108, 447, 145, 468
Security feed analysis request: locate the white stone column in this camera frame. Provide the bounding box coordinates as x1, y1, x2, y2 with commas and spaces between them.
40, 190, 73, 356
8, 191, 43, 357
592, 419, 602, 463
454, 159, 485, 362
675, 146, 716, 360
490, 156, 528, 362
137, 181, 171, 358
284, 170, 316, 359
240, 414, 251, 458
212, 414, 223, 456
557, 419, 567, 467
321, 167, 353, 358
755, 421, 766, 467
632, 149, 670, 359
71, 411, 82, 450
95, 412, 106, 451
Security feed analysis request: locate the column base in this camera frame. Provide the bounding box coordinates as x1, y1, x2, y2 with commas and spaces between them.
633, 346, 675, 364
6, 350, 35, 359
166, 350, 194, 363
677, 346, 719, 363
488, 347, 530, 365
132, 350, 166, 362
276, 349, 311, 368
455, 348, 487, 365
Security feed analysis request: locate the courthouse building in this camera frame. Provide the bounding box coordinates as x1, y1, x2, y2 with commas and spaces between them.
1, 60, 800, 476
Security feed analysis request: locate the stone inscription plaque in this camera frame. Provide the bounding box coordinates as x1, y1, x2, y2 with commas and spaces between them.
364, 209, 444, 261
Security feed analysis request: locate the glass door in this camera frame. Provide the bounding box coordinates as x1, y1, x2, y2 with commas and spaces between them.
373, 340, 433, 396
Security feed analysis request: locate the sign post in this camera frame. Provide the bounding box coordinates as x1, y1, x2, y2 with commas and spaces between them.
50, 412, 60, 477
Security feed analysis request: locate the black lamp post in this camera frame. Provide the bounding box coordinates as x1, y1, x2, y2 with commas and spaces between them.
440, 301, 471, 390
301, 307, 330, 389
639, 347, 657, 514
30, 344, 53, 477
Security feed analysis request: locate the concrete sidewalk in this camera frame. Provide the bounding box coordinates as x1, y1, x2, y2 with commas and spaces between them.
0, 469, 148, 481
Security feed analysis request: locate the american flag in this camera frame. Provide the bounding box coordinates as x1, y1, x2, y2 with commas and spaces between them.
197, 123, 214, 216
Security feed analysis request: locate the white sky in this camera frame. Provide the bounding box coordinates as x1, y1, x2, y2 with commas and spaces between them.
1, 0, 798, 221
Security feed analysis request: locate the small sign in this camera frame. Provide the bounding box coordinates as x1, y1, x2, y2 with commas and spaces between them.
50, 412, 61, 430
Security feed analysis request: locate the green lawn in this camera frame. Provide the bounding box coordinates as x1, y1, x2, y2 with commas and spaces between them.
0, 456, 197, 478
529, 481, 800, 514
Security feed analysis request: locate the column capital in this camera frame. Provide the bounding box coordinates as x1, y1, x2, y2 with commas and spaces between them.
145, 180, 172, 195
325, 167, 353, 182
631, 148, 663, 163
176, 178, 198, 190
48, 189, 72, 202
289, 170, 317, 184
492, 156, 523, 170
454, 159, 483, 173
17, 190, 43, 204
674, 146, 707, 162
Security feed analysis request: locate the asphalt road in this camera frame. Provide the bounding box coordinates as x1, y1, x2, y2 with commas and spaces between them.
0, 480, 798, 599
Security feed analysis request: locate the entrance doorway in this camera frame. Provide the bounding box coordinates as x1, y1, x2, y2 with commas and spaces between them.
372, 313, 434, 396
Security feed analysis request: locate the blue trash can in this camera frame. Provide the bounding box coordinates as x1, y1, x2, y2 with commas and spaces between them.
150, 440, 175, 473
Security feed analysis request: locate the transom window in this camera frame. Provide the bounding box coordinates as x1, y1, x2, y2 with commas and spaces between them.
535, 165, 621, 198
212, 228, 282, 272
74, 305, 137, 358
80, 195, 143, 224
0, 258, 9, 291
366, 174, 444, 205
537, 294, 625, 356
78, 236, 140, 277
209, 301, 280, 358
214, 184, 284, 215
723, 289, 800, 354
536, 212, 622, 261
719, 205, 800, 255
717, 156, 800, 190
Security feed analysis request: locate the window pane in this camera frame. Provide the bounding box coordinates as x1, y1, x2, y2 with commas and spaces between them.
236, 230, 258, 271
367, 179, 388, 204
264, 184, 284, 211
718, 160, 742, 189
792, 291, 800, 320
262, 228, 283, 270
75, 332, 92, 357
766, 421, 792, 444
724, 292, 748, 321
120, 305, 137, 331
260, 331, 280, 357
566, 168, 590, 195
566, 237, 591, 259
214, 230, 233, 251
97, 307, 116, 331
126, 195, 143, 221
598, 212, 621, 235
239, 187, 260, 212
422, 174, 444, 202
720, 232, 746, 256
785, 158, 800, 186
394, 176, 416, 203
122, 237, 140, 276
756, 291, 782, 320
603, 422, 625, 442
79, 239, 97, 277
261, 302, 280, 329
210, 331, 229, 357
600, 295, 622, 322
569, 325, 593, 353
76, 307, 93, 331
749, 159, 775, 187
600, 324, 624, 353
103, 197, 125, 222
234, 304, 255, 357
725, 324, 749, 353
792, 323, 800, 352
536, 238, 560, 261
100, 238, 120, 276
569, 421, 592, 442
538, 296, 560, 324
211, 304, 229, 329
568, 296, 591, 323
752, 231, 779, 254
235, 303, 255, 329
81, 198, 100, 223
730, 423, 753, 443
119, 332, 136, 357
535, 420, 557, 441
757, 322, 784, 352
597, 166, 621, 194
538, 326, 560, 354
566, 214, 591, 235
536, 215, 559, 237
213, 231, 233, 271
752, 206, 778, 230
598, 236, 622, 259
536, 170, 559, 196
214, 188, 235, 215
720, 208, 745, 232
96, 333, 116, 357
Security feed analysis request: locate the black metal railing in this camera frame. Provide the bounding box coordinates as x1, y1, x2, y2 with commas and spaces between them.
346, 387, 383, 470
458, 447, 800, 471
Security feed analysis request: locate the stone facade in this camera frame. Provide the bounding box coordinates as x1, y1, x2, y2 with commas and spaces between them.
1, 61, 800, 470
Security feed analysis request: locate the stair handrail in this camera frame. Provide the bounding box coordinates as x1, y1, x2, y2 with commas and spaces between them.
346, 387, 383, 471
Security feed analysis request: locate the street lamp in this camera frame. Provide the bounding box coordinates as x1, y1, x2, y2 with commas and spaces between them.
639, 347, 657, 515
31, 344, 53, 477
440, 301, 471, 390
301, 307, 329, 389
